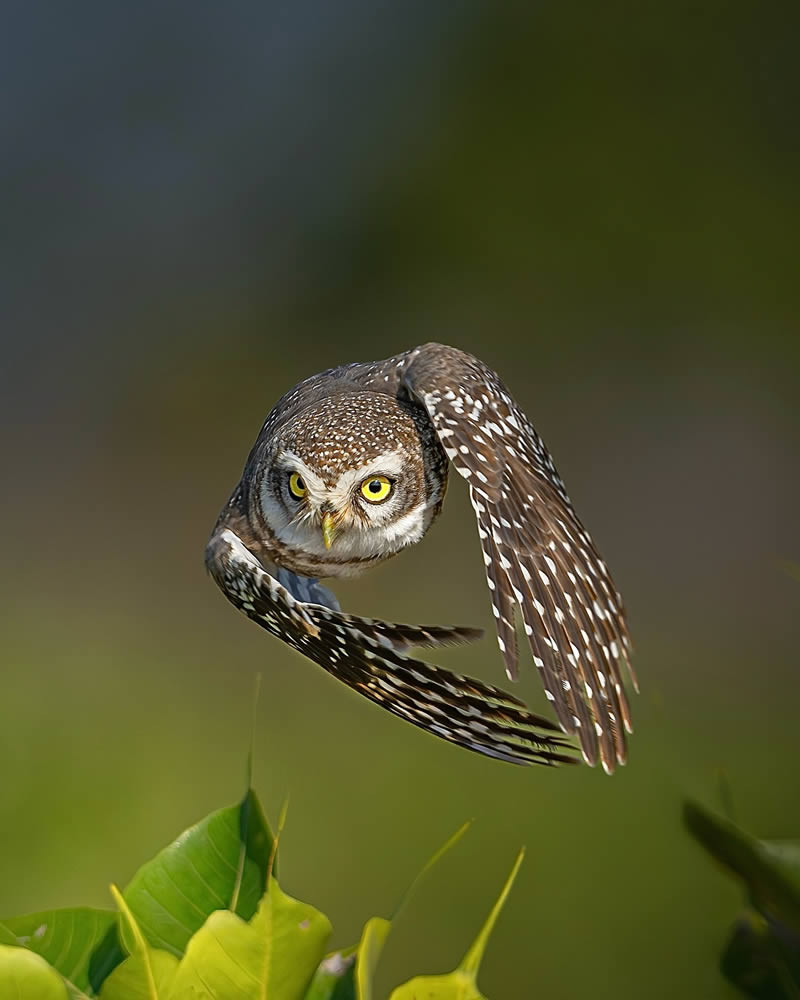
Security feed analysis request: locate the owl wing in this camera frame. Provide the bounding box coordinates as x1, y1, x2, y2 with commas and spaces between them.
206, 526, 577, 767
273, 567, 485, 651
401, 343, 636, 774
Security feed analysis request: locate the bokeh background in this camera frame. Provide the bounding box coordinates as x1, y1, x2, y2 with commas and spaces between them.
2, 2, 799, 997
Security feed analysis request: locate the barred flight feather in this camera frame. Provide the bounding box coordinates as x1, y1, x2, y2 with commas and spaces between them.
206, 528, 577, 767
402, 344, 636, 773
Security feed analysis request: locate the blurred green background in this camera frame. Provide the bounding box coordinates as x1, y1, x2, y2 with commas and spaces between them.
2, 2, 799, 997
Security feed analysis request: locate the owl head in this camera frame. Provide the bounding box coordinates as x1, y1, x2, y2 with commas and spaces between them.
252, 390, 447, 573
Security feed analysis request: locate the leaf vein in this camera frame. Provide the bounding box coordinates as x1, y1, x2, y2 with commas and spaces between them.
133, 888, 195, 956
160, 862, 225, 918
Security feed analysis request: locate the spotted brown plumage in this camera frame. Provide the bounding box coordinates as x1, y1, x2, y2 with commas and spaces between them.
206, 342, 636, 771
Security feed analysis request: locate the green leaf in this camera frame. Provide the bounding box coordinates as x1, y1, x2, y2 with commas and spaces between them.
303, 916, 391, 1000
684, 801, 800, 934
123, 788, 274, 958
721, 911, 800, 999
99, 887, 179, 1000
389, 848, 525, 1000
89, 922, 128, 994
391, 969, 482, 1000
357, 822, 471, 1000
99, 950, 179, 1000
355, 917, 391, 1000
306, 821, 470, 1000
0, 943, 70, 999
168, 875, 331, 1000
2, 789, 274, 994
1, 907, 117, 992
303, 948, 356, 1000
393, 822, 473, 925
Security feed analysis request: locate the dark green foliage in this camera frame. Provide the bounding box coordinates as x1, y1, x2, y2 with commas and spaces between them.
0, 785, 518, 999
684, 800, 800, 998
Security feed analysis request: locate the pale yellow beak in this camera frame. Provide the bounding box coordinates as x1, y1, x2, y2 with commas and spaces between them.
321, 512, 338, 550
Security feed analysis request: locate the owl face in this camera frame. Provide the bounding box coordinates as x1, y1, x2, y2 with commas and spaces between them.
255, 391, 446, 574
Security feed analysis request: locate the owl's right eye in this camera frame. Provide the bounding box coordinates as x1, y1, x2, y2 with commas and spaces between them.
288, 472, 307, 499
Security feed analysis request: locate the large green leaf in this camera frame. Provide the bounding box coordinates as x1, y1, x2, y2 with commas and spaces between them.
99, 888, 179, 1000
0, 943, 70, 999
123, 788, 274, 958
99, 952, 180, 1000
389, 849, 525, 1000
684, 801, 800, 934
168, 875, 331, 1000
1, 907, 118, 992
1, 789, 274, 995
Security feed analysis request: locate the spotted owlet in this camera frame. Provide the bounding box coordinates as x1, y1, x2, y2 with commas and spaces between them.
206, 343, 636, 772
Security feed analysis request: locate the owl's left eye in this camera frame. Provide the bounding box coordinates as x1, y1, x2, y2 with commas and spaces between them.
288, 472, 307, 499
360, 475, 393, 503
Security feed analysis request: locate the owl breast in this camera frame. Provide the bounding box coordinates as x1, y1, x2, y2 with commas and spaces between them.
243, 386, 448, 580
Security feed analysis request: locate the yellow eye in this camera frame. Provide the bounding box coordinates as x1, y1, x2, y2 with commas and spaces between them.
360, 475, 393, 503
288, 472, 307, 498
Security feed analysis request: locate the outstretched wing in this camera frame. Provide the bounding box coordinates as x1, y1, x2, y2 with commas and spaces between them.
273, 566, 485, 652
402, 342, 636, 774
206, 527, 577, 767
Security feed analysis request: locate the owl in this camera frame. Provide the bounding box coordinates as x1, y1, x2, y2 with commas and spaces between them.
206, 343, 636, 773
